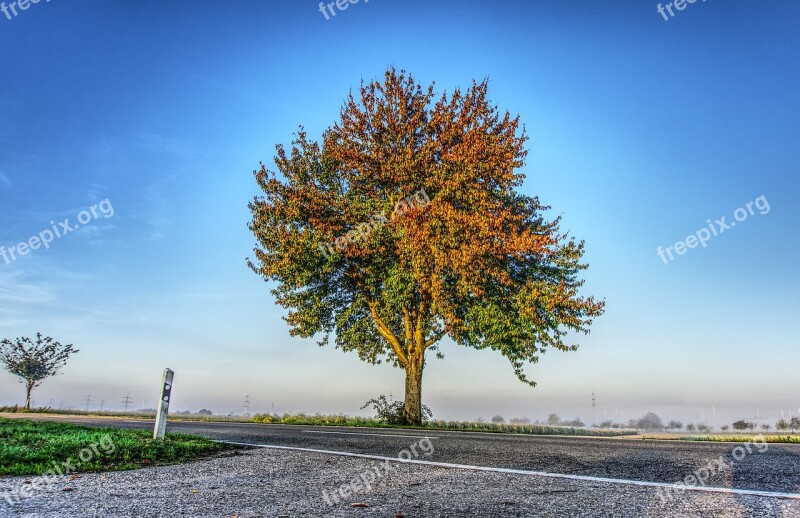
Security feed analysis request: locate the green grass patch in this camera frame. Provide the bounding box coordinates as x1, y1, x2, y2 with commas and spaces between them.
681, 435, 800, 444
251, 413, 637, 437
0, 406, 257, 423
0, 418, 234, 476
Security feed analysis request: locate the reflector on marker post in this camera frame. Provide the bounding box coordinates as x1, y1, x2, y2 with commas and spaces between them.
153, 368, 174, 440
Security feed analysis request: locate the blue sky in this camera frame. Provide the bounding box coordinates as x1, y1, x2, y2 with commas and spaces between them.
0, 0, 798, 425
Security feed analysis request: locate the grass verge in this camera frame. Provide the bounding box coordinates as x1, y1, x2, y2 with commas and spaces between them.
0, 408, 637, 437
681, 435, 800, 444
0, 418, 235, 476
0, 405, 252, 423
250, 413, 637, 437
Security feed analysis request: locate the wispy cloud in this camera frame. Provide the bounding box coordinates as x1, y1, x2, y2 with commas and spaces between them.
171, 292, 263, 300
2, 255, 96, 285
0, 98, 17, 139
135, 134, 196, 156
189, 74, 271, 107
44, 305, 158, 328
0, 172, 10, 188
1, 198, 117, 249
0, 262, 153, 334
0, 268, 58, 329
0, 269, 59, 307
139, 178, 175, 241
91, 134, 197, 158
70, 221, 118, 244
86, 183, 109, 202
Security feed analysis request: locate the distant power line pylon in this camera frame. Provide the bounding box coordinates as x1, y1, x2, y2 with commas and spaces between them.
84, 393, 93, 411
121, 394, 134, 411
243, 395, 251, 417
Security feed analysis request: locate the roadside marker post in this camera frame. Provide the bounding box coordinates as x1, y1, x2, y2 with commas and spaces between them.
153, 368, 174, 440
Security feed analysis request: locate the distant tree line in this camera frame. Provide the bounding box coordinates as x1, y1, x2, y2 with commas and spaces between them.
544, 413, 585, 427
480, 412, 800, 434
481, 414, 586, 428
593, 413, 800, 433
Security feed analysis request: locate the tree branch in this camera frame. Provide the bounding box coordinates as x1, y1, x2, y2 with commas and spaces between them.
413, 301, 427, 355
424, 330, 447, 349
367, 300, 409, 367
403, 307, 413, 346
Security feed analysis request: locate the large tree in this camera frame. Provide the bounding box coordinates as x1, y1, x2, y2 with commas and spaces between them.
248, 68, 604, 425
0, 333, 78, 411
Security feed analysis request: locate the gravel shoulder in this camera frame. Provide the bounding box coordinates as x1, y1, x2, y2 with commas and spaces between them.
2, 446, 799, 517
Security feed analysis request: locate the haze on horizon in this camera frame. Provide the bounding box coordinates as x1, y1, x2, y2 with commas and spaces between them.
1, 0, 798, 429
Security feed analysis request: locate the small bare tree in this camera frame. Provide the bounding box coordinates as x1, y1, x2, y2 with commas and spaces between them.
0, 334, 78, 411
546, 413, 562, 426
666, 420, 683, 431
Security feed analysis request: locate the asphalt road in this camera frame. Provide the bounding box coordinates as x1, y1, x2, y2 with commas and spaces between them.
12, 415, 800, 495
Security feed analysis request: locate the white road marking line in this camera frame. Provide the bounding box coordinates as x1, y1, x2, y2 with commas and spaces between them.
220, 441, 800, 501
302, 431, 438, 439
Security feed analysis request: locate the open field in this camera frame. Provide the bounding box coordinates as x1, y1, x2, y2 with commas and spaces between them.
636, 433, 800, 444
0, 406, 252, 423
682, 435, 800, 444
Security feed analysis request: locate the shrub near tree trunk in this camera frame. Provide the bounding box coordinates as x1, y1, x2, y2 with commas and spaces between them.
361, 395, 432, 425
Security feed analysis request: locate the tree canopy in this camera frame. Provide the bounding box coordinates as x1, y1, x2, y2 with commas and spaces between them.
248, 67, 605, 424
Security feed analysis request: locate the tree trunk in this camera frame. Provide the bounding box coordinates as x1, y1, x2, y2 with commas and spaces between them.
403, 360, 424, 425
24, 381, 34, 412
